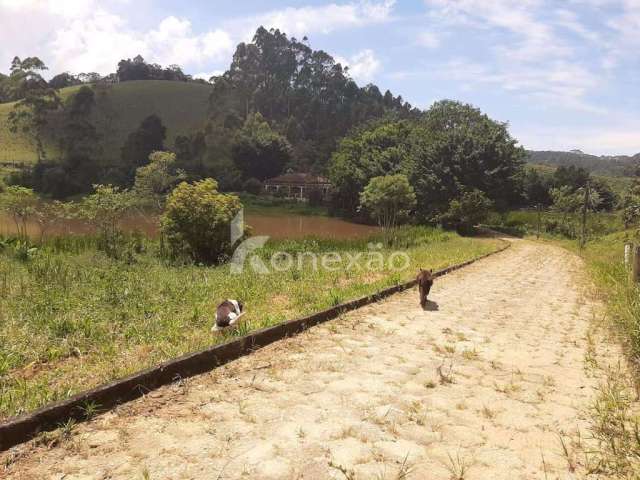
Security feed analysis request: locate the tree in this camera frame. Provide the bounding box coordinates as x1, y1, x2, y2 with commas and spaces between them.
521, 168, 552, 206
410, 100, 525, 221
0, 186, 38, 240
116, 55, 190, 82
359, 174, 416, 240
242, 177, 263, 195
120, 114, 166, 180
134, 151, 185, 210
161, 179, 242, 263
550, 186, 582, 222
55, 86, 100, 196
7, 57, 60, 161
207, 27, 417, 173
621, 177, 640, 228
33, 200, 74, 241
329, 120, 414, 215
439, 190, 493, 234
553, 165, 589, 191
231, 113, 291, 181
590, 179, 616, 211
79, 185, 134, 258
49, 72, 81, 89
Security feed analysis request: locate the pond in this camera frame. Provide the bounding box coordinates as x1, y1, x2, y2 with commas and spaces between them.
0, 211, 379, 240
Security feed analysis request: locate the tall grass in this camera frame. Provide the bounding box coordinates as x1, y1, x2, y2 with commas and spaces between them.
0, 227, 501, 418
571, 231, 640, 477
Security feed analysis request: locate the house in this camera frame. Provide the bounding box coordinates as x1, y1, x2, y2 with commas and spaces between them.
263, 172, 332, 201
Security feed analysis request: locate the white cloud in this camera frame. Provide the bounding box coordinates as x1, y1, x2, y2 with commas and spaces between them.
416, 30, 440, 48
0, 0, 395, 78
0, 1, 234, 76
234, 0, 396, 39
336, 49, 381, 83
50, 8, 147, 75
421, 0, 607, 111
192, 70, 223, 81
554, 8, 600, 43
516, 123, 640, 156
436, 58, 603, 112
147, 16, 233, 67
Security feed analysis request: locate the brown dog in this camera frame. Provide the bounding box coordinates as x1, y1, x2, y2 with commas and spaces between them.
417, 269, 434, 308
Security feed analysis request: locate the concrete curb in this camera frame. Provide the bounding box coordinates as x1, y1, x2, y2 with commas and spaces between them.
0, 238, 510, 451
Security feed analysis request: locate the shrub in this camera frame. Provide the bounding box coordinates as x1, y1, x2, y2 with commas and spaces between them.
440, 190, 493, 234
0, 185, 38, 239
359, 174, 416, 230
133, 151, 185, 210
79, 184, 134, 259
161, 178, 242, 264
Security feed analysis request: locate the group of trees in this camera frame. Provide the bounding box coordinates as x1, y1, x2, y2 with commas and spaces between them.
0, 55, 202, 105
0, 57, 109, 103
116, 55, 193, 83
202, 27, 418, 175
0, 149, 227, 263
4, 57, 61, 161
3, 28, 414, 196
522, 165, 616, 211
329, 100, 524, 225
1, 28, 631, 244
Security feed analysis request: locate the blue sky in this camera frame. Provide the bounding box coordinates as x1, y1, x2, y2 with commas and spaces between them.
1, 0, 639, 155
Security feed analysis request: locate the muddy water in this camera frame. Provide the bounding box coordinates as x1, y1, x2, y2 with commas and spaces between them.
0, 212, 379, 240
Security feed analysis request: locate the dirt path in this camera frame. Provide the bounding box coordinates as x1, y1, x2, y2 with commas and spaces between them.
3, 240, 608, 479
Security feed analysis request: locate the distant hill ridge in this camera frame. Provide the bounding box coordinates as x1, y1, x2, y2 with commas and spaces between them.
526, 149, 639, 176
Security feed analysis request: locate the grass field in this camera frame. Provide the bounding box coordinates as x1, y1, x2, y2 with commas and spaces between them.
0, 226, 501, 419
0, 80, 212, 164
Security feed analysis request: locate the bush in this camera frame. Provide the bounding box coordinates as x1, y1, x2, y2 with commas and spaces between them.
243, 177, 263, 195
440, 190, 493, 234
161, 179, 242, 264
79, 184, 134, 259
360, 174, 416, 230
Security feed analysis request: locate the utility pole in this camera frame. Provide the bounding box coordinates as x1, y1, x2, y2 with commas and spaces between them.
536, 203, 541, 239
580, 181, 590, 249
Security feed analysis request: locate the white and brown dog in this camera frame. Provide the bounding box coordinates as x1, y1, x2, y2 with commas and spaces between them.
212, 299, 245, 332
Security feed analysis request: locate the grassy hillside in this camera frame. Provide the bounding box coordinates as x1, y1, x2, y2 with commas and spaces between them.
0, 80, 212, 164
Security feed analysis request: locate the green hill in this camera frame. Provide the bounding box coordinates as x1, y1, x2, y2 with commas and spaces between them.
528, 162, 632, 196
0, 80, 212, 164
526, 149, 639, 177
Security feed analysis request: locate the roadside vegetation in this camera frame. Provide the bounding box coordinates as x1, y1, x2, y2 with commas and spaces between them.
558, 232, 640, 478
505, 173, 640, 477
0, 225, 501, 419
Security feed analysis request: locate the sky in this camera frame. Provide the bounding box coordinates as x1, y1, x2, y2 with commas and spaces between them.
1, 0, 639, 156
